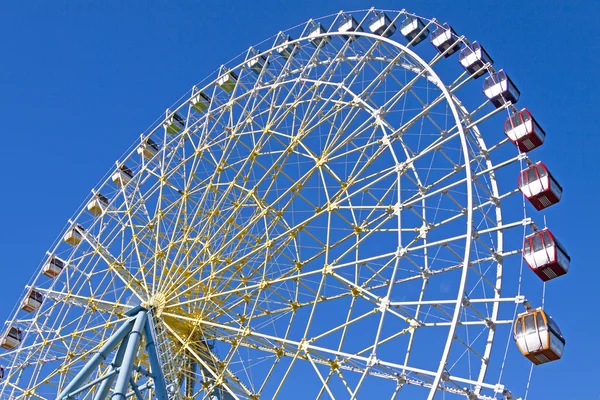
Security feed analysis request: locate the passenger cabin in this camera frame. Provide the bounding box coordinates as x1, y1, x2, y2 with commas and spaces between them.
137, 137, 160, 160
21, 290, 43, 313
87, 193, 109, 215
1, 327, 22, 350
164, 112, 185, 135
0, 365, 4, 380
514, 308, 565, 365
337, 15, 363, 41
63, 224, 85, 246
518, 162, 562, 210
246, 54, 269, 75
112, 165, 134, 187
483, 70, 520, 108
523, 229, 570, 281
400, 17, 429, 45
217, 69, 239, 93
191, 91, 211, 113
308, 23, 329, 47
276, 34, 298, 59
368, 11, 396, 38
430, 23, 461, 57
458, 42, 493, 78
42, 256, 65, 278
504, 109, 546, 153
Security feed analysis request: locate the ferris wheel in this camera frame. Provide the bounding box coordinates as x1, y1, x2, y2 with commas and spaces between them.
0, 8, 570, 400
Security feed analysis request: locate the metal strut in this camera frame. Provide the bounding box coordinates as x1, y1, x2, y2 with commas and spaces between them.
199, 342, 236, 400
56, 306, 169, 400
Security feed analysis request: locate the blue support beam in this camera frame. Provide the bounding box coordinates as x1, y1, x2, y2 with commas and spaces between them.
143, 319, 169, 400
93, 327, 130, 400
57, 318, 134, 400
66, 368, 119, 398
129, 377, 145, 400
111, 311, 147, 399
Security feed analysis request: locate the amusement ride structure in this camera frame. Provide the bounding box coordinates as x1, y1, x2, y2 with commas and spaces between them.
0, 8, 569, 400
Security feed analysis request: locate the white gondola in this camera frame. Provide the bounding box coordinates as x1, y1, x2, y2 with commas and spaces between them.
216, 68, 239, 93
112, 165, 134, 187
1, 327, 22, 350
87, 193, 109, 216
514, 308, 565, 365
63, 224, 84, 246
368, 11, 396, 38
430, 23, 461, 57
482, 70, 520, 108
137, 137, 160, 160
400, 16, 429, 45
191, 91, 211, 113
458, 42, 493, 78
337, 14, 363, 41
21, 290, 43, 313
164, 112, 185, 135
308, 23, 329, 47
246, 53, 269, 75
42, 256, 65, 278
276, 34, 298, 60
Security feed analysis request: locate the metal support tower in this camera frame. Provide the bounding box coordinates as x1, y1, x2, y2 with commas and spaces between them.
55, 306, 235, 399
56, 306, 169, 400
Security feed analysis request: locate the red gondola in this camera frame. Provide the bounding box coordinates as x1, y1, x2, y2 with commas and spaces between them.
518, 162, 562, 210
1, 327, 22, 350
514, 308, 565, 365
523, 229, 570, 281
504, 109, 546, 152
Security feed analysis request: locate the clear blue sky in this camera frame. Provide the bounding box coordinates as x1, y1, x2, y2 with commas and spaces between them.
0, 1, 597, 398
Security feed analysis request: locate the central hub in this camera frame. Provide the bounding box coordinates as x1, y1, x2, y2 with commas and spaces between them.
146, 292, 167, 317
